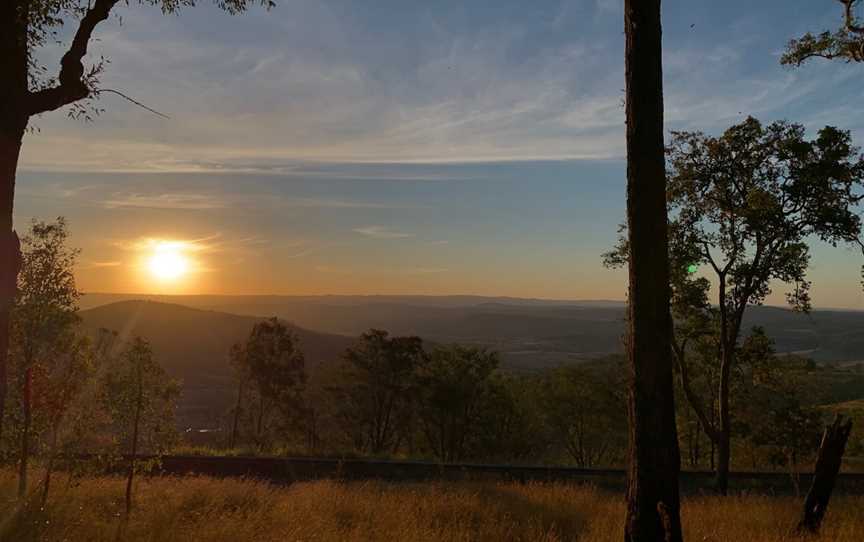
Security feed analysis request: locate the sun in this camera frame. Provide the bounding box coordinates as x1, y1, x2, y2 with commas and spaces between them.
148, 242, 189, 281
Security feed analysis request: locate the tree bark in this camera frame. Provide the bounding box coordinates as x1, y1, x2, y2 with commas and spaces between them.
796, 415, 853, 534
41, 424, 60, 508
0, 0, 27, 453
230, 379, 244, 449
17, 366, 32, 499
623, 1, 683, 541
126, 355, 144, 517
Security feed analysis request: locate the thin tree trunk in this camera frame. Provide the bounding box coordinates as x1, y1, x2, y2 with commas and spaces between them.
796, 416, 853, 534
255, 394, 265, 450
41, 423, 60, 508
230, 380, 244, 449
126, 355, 144, 517
716, 344, 732, 494
17, 366, 32, 500
623, 1, 683, 540
0, 1, 28, 451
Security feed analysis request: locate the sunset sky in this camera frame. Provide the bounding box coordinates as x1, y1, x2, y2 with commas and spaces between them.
14, 0, 864, 307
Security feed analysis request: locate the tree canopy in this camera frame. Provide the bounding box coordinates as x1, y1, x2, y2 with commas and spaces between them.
782, 0, 864, 65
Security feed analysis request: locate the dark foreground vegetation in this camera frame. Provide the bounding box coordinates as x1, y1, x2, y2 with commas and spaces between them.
2, 470, 863, 542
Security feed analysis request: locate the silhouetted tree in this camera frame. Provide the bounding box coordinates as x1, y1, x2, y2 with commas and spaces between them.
0, 0, 273, 464
611, 117, 864, 493
540, 365, 626, 467
329, 329, 425, 455
6, 218, 80, 499
782, 0, 864, 65
37, 332, 93, 507
241, 318, 306, 451
622, 1, 683, 540
100, 337, 178, 517
415, 345, 499, 462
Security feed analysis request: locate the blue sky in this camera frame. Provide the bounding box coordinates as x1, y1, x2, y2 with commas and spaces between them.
14, 0, 864, 306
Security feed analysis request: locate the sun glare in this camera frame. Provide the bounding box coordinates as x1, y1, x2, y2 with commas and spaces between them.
148, 241, 190, 282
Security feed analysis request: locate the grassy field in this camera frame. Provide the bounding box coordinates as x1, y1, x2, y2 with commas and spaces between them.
1, 471, 863, 541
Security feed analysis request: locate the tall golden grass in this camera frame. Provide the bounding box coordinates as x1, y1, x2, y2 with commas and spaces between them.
0, 470, 861, 541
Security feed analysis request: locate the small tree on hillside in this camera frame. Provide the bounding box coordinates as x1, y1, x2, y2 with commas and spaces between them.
540, 364, 627, 468
240, 318, 306, 451
414, 345, 499, 462
36, 331, 94, 506
328, 329, 425, 455
782, 0, 864, 65
607, 117, 864, 493
6, 218, 80, 499
100, 337, 178, 517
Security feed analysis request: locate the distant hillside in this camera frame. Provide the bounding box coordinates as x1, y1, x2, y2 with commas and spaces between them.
79, 300, 354, 428
80, 294, 864, 365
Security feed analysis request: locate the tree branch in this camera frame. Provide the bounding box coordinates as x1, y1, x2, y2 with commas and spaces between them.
672, 333, 719, 443
841, 0, 864, 34
25, 0, 120, 116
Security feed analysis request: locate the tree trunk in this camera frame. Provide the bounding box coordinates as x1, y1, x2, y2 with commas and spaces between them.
0, 0, 28, 451
796, 415, 853, 534
623, 1, 683, 541
41, 423, 60, 508
126, 356, 144, 518
230, 380, 244, 449
17, 366, 32, 500
715, 342, 732, 494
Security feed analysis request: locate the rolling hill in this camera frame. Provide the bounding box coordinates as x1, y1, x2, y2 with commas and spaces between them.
80, 294, 864, 365
79, 300, 354, 429
76, 296, 864, 430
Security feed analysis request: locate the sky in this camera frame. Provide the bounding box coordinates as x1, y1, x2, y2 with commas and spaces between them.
13, 0, 864, 307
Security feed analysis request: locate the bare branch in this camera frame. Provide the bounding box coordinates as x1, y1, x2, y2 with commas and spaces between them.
25, 0, 120, 116
94, 89, 171, 119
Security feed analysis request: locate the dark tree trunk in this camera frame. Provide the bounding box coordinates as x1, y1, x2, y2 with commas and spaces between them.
126, 355, 144, 517
0, 1, 28, 451
17, 366, 32, 499
230, 380, 244, 449
41, 423, 60, 508
796, 416, 853, 535
623, 1, 683, 541
715, 335, 732, 495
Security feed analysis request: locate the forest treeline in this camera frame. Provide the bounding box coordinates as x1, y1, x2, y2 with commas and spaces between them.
222, 318, 864, 472
1, 216, 864, 511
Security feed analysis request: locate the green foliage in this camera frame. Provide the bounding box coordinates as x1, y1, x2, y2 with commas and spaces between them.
326, 329, 426, 455
667, 117, 863, 316
12, 218, 80, 364
782, 0, 864, 65
230, 318, 306, 450
539, 363, 627, 467
100, 337, 179, 458
414, 345, 500, 462
2, 218, 84, 481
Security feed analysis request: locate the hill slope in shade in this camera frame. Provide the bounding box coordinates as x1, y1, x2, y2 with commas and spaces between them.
79, 300, 354, 428
80, 294, 864, 364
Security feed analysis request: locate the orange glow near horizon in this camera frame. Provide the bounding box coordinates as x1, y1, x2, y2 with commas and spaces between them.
148, 241, 190, 282
133, 238, 203, 293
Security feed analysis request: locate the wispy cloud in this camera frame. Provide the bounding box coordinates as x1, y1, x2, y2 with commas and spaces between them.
102, 193, 226, 210
80, 260, 123, 269
353, 226, 414, 239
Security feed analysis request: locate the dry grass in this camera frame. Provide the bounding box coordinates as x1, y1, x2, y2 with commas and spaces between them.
1, 470, 862, 541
